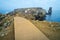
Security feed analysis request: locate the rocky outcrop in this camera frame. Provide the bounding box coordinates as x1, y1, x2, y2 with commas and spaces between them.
7, 7, 52, 21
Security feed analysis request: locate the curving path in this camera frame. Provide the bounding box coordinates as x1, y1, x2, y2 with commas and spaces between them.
14, 17, 49, 40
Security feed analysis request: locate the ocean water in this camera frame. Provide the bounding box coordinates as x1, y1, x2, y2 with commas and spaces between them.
0, 10, 60, 22
46, 10, 60, 22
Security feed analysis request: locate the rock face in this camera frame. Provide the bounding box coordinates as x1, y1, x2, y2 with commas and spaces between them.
7, 7, 52, 21
47, 7, 52, 15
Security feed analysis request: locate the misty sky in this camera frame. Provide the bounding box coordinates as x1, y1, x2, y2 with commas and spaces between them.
0, 0, 60, 13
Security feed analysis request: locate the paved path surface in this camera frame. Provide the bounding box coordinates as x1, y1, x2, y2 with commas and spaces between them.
14, 17, 49, 40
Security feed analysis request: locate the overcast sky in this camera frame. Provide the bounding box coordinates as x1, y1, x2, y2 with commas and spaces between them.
0, 0, 60, 13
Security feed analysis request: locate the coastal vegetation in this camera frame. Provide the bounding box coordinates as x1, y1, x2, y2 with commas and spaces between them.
0, 13, 14, 40
12, 7, 60, 40
0, 7, 60, 40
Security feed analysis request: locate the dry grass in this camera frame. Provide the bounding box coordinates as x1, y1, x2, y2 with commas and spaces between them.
1, 13, 60, 40
15, 13, 60, 40
30, 20, 60, 40
0, 16, 14, 40
0, 22, 14, 40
